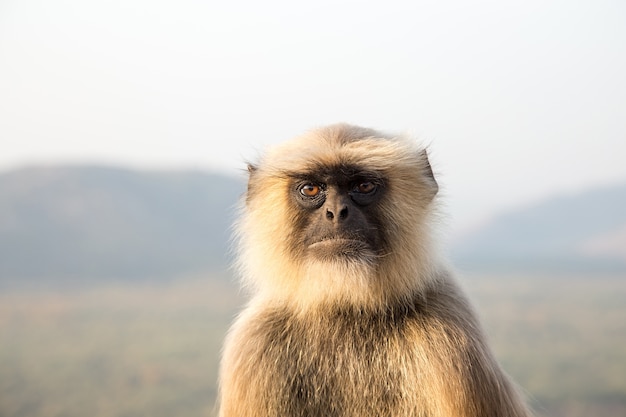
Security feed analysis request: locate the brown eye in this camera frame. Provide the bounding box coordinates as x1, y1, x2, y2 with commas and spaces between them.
355, 181, 376, 194
300, 184, 321, 197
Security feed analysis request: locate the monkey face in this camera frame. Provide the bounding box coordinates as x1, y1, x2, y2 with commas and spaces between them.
288, 165, 387, 263
238, 124, 439, 302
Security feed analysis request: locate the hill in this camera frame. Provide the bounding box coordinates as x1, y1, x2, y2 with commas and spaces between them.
451, 182, 626, 272
0, 165, 245, 287
1, 165, 624, 287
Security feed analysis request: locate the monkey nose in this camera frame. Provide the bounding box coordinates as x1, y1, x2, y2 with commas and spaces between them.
325, 205, 349, 222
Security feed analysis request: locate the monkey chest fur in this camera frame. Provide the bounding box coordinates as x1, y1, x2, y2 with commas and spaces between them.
222, 303, 474, 417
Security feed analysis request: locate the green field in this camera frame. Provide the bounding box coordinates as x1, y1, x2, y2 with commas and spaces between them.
1, 272, 625, 417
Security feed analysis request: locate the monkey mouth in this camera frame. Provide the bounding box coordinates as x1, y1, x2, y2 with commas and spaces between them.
309, 237, 366, 248
307, 237, 372, 259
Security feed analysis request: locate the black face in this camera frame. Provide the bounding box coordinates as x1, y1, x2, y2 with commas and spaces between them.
289, 165, 387, 262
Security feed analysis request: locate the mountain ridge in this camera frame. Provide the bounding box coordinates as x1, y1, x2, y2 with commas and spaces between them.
1, 165, 624, 288
450, 181, 626, 272
0, 165, 245, 286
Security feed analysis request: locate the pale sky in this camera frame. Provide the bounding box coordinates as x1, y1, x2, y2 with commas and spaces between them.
1, 0, 625, 233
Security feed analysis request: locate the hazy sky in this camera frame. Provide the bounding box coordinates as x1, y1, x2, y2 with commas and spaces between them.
1, 0, 625, 232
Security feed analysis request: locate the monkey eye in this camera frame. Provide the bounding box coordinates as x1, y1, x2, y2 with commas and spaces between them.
354, 181, 377, 194
300, 183, 321, 197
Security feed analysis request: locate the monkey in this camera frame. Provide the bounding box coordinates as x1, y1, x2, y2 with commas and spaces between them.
218, 123, 533, 417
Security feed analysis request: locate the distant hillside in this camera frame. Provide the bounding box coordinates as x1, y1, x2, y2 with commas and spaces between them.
2, 165, 624, 287
0, 166, 245, 286
451, 182, 626, 272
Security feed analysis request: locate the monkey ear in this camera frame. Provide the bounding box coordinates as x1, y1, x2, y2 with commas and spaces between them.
419, 149, 439, 198
246, 163, 259, 183
245, 163, 258, 204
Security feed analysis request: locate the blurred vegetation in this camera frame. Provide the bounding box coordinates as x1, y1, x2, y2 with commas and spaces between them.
464, 272, 626, 417
1, 272, 625, 417
0, 277, 239, 417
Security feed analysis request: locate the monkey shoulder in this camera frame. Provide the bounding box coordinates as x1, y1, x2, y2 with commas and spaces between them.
221, 291, 522, 417
227, 285, 485, 371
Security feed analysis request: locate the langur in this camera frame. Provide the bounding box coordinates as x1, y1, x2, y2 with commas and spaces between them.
218, 124, 533, 417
